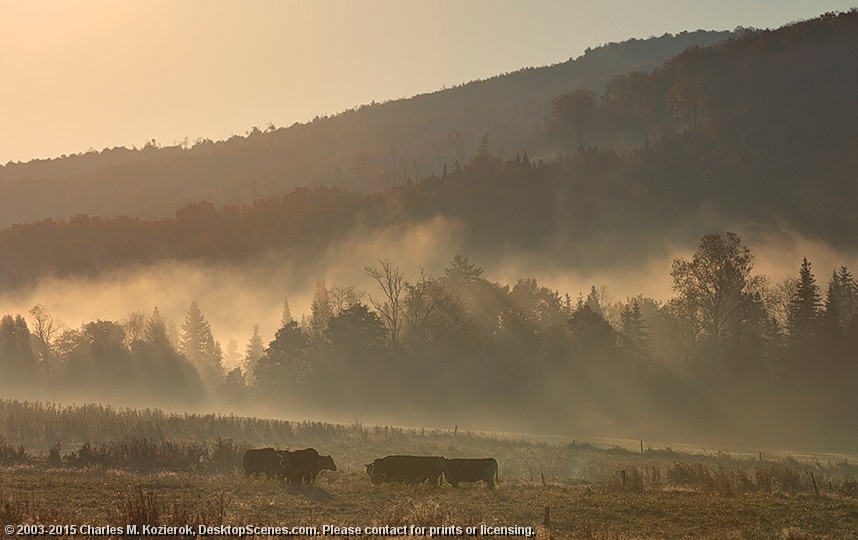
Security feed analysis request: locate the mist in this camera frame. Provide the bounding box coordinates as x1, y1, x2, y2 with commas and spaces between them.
2, 211, 857, 451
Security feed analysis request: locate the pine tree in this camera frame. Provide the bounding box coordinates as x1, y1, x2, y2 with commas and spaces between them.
144, 307, 169, 345
586, 286, 603, 316
443, 255, 484, 290
619, 299, 650, 359
243, 323, 264, 386
787, 257, 821, 342
280, 298, 293, 327
179, 301, 222, 378
821, 266, 858, 359
308, 282, 332, 344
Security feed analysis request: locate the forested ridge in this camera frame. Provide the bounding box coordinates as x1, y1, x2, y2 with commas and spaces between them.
0, 30, 734, 229
1, 11, 858, 451
1, 11, 856, 287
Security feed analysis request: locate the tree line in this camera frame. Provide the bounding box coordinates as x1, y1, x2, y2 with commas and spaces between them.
2, 235, 856, 449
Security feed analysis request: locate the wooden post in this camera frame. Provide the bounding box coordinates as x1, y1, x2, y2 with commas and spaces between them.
543, 506, 550, 528
640, 440, 644, 454
621, 470, 627, 487
541, 472, 546, 487
810, 472, 820, 498
759, 452, 762, 461
529, 467, 534, 482
453, 424, 457, 436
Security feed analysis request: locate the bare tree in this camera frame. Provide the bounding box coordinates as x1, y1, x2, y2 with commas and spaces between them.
121, 310, 147, 346
365, 259, 406, 353
330, 285, 366, 315
403, 269, 460, 344
28, 304, 63, 361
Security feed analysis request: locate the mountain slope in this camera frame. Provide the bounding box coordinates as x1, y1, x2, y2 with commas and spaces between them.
0, 30, 734, 229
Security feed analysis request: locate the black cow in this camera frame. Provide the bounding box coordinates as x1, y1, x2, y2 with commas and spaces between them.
281, 448, 337, 485
365, 455, 445, 485
443, 458, 499, 489
242, 448, 286, 480
315, 454, 338, 481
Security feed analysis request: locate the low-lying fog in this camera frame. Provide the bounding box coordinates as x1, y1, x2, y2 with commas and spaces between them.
1, 220, 856, 451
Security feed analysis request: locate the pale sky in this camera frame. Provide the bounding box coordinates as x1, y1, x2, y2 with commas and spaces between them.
1, 0, 854, 164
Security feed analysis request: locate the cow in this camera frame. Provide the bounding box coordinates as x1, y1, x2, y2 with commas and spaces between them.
443, 458, 499, 489
281, 448, 337, 485
315, 454, 338, 482
365, 455, 445, 485
242, 448, 286, 480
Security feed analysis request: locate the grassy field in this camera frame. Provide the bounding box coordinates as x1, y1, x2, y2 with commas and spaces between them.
1, 400, 857, 538
2, 465, 857, 539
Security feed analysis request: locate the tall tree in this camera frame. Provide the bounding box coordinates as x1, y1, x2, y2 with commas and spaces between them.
179, 301, 223, 380
552, 88, 598, 149
365, 259, 406, 353
822, 266, 857, 338
307, 282, 333, 344
280, 298, 293, 328
669, 232, 756, 354
403, 270, 466, 346
28, 304, 61, 363
256, 319, 309, 397
787, 257, 821, 343
585, 286, 604, 316
443, 255, 484, 292
242, 324, 264, 386
619, 299, 650, 359
0, 314, 36, 382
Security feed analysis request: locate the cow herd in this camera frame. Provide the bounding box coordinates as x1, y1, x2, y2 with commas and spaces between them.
366, 455, 499, 488
242, 448, 498, 489
242, 447, 337, 485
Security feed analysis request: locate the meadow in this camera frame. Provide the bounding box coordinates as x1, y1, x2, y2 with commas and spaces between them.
1, 400, 857, 539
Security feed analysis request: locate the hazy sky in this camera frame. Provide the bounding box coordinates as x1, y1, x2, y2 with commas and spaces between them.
1, 0, 854, 164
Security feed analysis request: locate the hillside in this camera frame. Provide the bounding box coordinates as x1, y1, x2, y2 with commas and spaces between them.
1, 11, 858, 454
0, 30, 734, 229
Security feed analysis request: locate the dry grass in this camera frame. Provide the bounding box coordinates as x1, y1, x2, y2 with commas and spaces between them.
2, 399, 857, 538
1, 465, 857, 539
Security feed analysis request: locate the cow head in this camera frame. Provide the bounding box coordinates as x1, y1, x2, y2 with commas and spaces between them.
320, 455, 337, 472
365, 463, 381, 485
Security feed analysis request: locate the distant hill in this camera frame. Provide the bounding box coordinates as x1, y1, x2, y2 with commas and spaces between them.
0, 30, 734, 230
3, 9, 858, 290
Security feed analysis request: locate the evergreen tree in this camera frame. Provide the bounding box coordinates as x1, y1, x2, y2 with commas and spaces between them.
307, 282, 333, 344
280, 298, 293, 327
256, 320, 309, 397
787, 257, 821, 342
144, 307, 169, 344
242, 323, 264, 386
821, 266, 857, 362
443, 255, 483, 290
179, 301, 223, 379
586, 286, 604, 316
225, 338, 240, 367
619, 299, 650, 359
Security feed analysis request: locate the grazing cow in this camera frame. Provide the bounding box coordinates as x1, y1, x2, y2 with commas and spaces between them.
443, 458, 499, 489
315, 454, 338, 482
242, 448, 286, 480
281, 448, 336, 485
365, 455, 445, 485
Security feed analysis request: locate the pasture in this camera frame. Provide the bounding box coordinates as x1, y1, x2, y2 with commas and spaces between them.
1, 400, 857, 538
